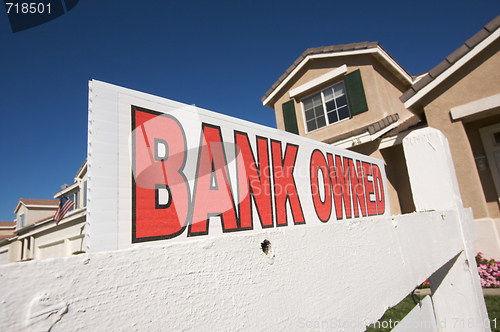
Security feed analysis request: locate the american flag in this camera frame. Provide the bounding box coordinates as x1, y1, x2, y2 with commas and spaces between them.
54, 195, 75, 224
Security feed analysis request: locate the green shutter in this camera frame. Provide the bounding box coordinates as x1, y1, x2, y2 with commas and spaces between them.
282, 100, 299, 135
344, 69, 368, 116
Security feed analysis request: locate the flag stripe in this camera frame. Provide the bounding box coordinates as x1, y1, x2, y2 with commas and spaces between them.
54, 195, 75, 224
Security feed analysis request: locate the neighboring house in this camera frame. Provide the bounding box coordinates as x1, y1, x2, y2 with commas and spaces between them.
0, 222, 16, 264
262, 15, 500, 259
0, 160, 87, 263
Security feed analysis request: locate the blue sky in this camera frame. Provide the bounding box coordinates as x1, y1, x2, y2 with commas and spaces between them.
0, 0, 498, 221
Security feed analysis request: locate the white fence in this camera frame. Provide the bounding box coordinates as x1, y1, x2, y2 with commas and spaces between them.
0, 127, 491, 331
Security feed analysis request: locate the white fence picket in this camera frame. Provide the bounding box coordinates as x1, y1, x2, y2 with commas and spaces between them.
402, 127, 490, 332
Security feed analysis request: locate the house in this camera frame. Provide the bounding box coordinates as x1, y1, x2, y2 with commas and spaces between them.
0, 160, 87, 263
0, 222, 16, 264
262, 15, 500, 259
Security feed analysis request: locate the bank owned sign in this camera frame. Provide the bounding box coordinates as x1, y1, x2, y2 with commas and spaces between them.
87, 80, 389, 252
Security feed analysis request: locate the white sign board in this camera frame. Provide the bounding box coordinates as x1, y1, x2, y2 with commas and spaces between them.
87, 80, 390, 252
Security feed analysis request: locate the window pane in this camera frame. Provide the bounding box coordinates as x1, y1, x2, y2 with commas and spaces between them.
338, 106, 350, 120
314, 105, 323, 118
305, 109, 314, 121
316, 116, 326, 128
334, 84, 345, 98
336, 94, 347, 108
312, 94, 322, 107
323, 88, 333, 102
307, 120, 316, 132
325, 100, 335, 112
303, 98, 313, 110
327, 111, 338, 124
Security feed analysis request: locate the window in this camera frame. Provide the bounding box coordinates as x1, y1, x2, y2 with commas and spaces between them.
303, 81, 350, 132
300, 69, 368, 133
83, 181, 87, 207
18, 214, 25, 229
67, 191, 78, 211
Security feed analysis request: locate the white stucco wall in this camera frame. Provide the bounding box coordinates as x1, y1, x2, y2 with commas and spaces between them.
0, 210, 466, 332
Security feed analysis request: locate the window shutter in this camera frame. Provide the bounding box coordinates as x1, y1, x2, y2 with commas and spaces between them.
344, 69, 368, 116
282, 100, 299, 135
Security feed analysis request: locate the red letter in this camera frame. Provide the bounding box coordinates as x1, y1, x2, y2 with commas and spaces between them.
327, 154, 352, 219
189, 124, 238, 236
310, 150, 332, 222
348, 159, 367, 218
132, 107, 190, 242
362, 162, 377, 216
271, 140, 305, 226
235, 132, 273, 229
372, 164, 386, 215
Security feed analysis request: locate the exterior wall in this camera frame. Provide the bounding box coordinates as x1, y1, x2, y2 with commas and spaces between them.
16, 204, 57, 229
10, 211, 87, 262
8, 240, 21, 263
0, 229, 14, 237
34, 216, 86, 259
421, 38, 500, 220
350, 141, 415, 216
464, 114, 500, 218
272, 55, 413, 142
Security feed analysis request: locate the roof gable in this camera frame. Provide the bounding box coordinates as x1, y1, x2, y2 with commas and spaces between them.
262, 42, 413, 108
14, 198, 59, 213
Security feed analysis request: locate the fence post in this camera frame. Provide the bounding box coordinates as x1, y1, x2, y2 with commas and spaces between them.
402, 127, 490, 331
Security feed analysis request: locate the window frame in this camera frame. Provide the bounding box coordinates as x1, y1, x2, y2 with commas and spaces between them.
300, 80, 351, 133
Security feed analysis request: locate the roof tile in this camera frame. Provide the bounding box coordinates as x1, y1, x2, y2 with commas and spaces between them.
485, 14, 500, 32
303, 48, 316, 56
399, 88, 417, 103
20, 198, 59, 206
293, 55, 304, 67
271, 81, 280, 91
332, 44, 345, 52
277, 72, 287, 83
324, 45, 335, 52
412, 74, 433, 92
355, 41, 369, 49
465, 28, 490, 49
343, 43, 357, 51
285, 65, 295, 75
446, 44, 470, 64
428, 59, 451, 78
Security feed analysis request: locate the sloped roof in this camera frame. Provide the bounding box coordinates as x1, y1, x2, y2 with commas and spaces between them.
19, 198, 59, 206
323, 114, 399, 145
262, 42, 413, 107
14, 198, 59, 213
401, 14, 500, 108
0, 222, 16, 227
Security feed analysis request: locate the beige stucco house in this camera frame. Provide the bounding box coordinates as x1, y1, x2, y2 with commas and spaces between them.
0, 160, 87, 263
262, 15, 500, 259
